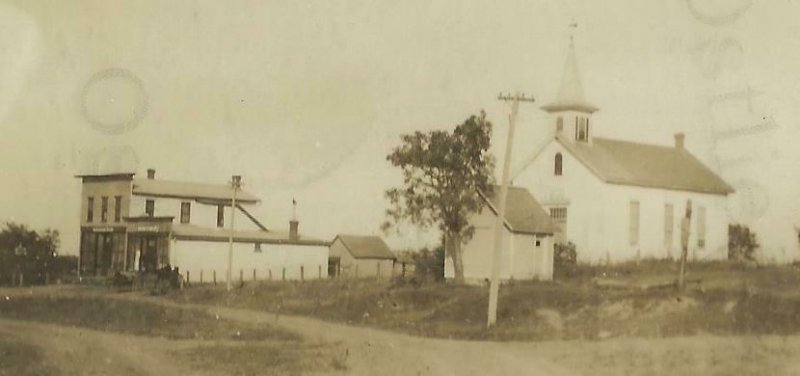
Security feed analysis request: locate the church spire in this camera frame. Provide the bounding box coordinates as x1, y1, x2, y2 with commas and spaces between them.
542, 26, 598, 114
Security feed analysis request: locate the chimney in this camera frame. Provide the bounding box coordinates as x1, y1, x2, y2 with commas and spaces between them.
146, 168, 156, 179
674, 133, 685, 149
289, 198, 299, 241
289, 220, 299, 241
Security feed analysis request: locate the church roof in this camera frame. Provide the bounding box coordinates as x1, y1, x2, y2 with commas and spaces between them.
557, 136, 734, 195
541, 42, 598, 114
479, 186, 556, 235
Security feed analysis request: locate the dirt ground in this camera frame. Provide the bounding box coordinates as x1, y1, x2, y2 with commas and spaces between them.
4, 285, 800, 375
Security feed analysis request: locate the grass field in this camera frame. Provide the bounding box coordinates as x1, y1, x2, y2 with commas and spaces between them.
169, 261, 800, 341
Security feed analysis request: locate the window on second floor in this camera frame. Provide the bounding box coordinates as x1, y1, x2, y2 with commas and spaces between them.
114, 196, 122, 222
554, 153, 563, 176
145, 199, 155, 217
100, 197, 108, 223
86, 197, 94, 222
217, 205, 225, 228
180, 202, 191, 224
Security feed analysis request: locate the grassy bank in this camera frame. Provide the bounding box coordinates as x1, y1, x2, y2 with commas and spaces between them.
169, 261, 800, 341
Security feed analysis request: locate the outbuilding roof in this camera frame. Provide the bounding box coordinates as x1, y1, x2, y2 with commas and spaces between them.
557, 136, 734, 195
479, 186, 556, 235
132, 179, 260, 204
333, 235, 396, 260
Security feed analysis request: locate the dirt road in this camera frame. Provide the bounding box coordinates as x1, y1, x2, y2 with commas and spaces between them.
125, 295, 572, 376
0, 318, 197, 376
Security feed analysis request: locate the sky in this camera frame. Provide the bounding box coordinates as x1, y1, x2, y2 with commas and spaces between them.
0, 0, 798, 259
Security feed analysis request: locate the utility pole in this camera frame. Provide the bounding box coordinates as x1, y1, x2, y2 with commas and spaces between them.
488, 92, 535, 328
227, 175, 242, 291
678, 199, 692, 291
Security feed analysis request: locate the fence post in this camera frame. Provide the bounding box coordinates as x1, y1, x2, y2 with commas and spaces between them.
213, 270, 217, 285
282, 267, 286, 281
269, 269, 272, 281
186, 271, 190, 285
253, 269, 256, 281
200, 270, 203, 284
239, 269, 243, 285
300, 266, 304, 281
318, 265, 322, 279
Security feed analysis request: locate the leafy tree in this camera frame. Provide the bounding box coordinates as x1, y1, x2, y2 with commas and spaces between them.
728, 224, 758, 262
0, 223, 61, 285
383, 112, 494, 283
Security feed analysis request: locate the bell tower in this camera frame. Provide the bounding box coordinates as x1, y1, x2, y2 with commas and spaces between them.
542, 28, 598, 143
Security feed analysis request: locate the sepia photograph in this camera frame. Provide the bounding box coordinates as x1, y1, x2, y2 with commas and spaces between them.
1, 1, 799, 375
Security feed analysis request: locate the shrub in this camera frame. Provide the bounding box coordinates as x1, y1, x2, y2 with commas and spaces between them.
413, 245, 445, 283
553, 242, 577, 279
728, 224, 758, 262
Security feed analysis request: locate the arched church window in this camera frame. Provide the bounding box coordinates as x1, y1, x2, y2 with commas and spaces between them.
554, 153, 563, 176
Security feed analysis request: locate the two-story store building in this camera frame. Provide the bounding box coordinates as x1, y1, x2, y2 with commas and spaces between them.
76, 169, 329, 281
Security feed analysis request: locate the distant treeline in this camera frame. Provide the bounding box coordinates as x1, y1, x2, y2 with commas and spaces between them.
0, 222, 76, 286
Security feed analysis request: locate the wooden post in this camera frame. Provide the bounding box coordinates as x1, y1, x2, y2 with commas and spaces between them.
282, 268, 286, 281
678, 200, 693, 291
239, 269, 243, 284
268, 269, 272, 281
253, 269, 256, 281
186, 271, 190, 285
300, 266, 304, 281
318, 265, 322, 279
213, 270, 217, 285
200, 270, 203, 284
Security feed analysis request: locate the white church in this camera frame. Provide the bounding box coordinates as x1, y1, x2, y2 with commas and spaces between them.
513, 41, 735, 264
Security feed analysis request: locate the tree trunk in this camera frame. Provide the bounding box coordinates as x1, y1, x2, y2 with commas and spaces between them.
446, 231, 465, 284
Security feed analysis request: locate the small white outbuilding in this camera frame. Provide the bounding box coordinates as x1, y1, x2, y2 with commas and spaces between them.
446, 186, 557, 283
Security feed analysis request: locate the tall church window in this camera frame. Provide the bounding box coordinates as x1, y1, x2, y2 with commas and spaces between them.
180, 202, 191, 224
664, 204, 674, 254
629, 200, 640, 246
217, 205, 225, 228
697, 206, 706, 248
554, 153, 563, 176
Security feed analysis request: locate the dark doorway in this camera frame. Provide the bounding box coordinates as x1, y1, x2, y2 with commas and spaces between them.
139, 236, 158, 272
328, 257, 340, 277
98, 233, 114, 276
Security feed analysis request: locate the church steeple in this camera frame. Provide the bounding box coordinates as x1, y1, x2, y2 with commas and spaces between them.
543, 29, 598, 143
542, 38, 598, 114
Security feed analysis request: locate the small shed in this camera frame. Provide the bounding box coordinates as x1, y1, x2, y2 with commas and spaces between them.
329, 235, 396, 278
